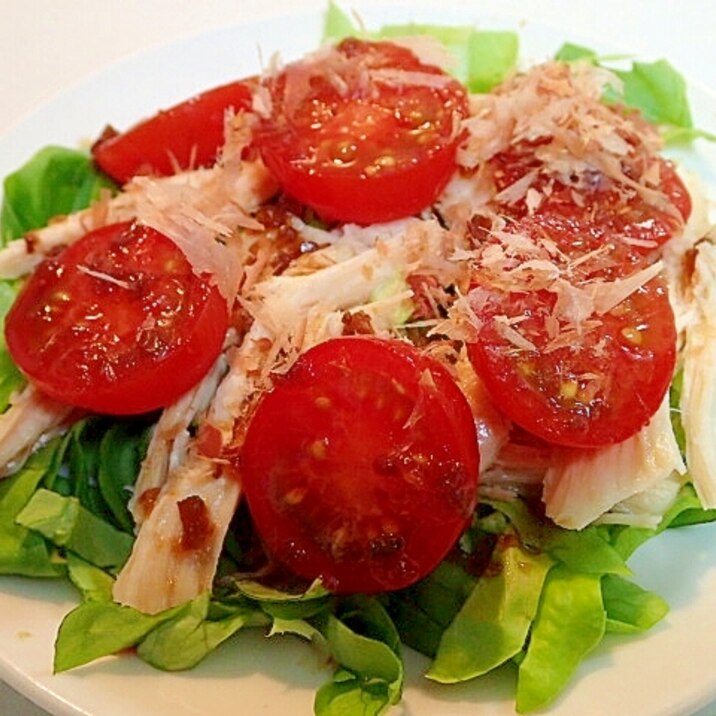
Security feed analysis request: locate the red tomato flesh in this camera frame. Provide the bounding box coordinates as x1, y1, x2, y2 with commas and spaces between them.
92, 80, 253, 184
255, 38, 468, 225
467, 276, 677, 447
5, 221, 227, 415
239, 337, 479, 593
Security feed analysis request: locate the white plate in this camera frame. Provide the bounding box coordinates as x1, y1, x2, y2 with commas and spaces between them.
1, 3, 716, 715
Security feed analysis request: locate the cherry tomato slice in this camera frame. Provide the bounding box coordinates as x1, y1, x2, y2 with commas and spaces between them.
92, 80, 253, 184
466, 276, 676, 447
5, 221, 227, 415
255, 38, 468, 225
239, 337, 479, 593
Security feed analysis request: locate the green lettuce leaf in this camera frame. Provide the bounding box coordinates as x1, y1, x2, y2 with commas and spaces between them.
16, 488, 133, 569
0, 145, 115, 245
0, 443, 63, 577
465, 30, 519, 93
516, 566, 606, 713
54, 598, 189, 673
323, 0, 358, 41
97, 421, 151, 533
65, 553, 115, 602
137, 592, 268, 671
226, 576, 332, 620
616, 60, 693, 129
427, 539, 553, 682
40, 417, 149, 534
0, 281, 24, 410
487, 499, 629, 575
602, 574, 668, 634
383, 560, 475, 658
554, 42, 599, 63
315, 596, 403, 716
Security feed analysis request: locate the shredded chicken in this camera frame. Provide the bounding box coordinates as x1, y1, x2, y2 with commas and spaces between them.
542, 396, 685, 529
129, 352, 229, 527
681, 239, 716, 507
113, 454, 240, 614
0, 385, 74, 476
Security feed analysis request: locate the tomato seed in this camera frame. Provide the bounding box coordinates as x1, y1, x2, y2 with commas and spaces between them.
314, 396, 332, 410
307, 438, 328, 460
620, 326, 643, 345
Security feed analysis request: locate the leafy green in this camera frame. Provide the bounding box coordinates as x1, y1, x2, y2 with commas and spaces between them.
666, 484, 716, 528
54, 598, 189, 673
427, 539, 553, 682
226, 576, 332, 620
554, 42, 599, 63
601, 483, 716, 560
16, 488, 134, 569
40, 417, 149, 533
323, 0, 358, 41
315, 596, 403, 716
0, 281, 24, 410
616, 60, 692, 128
138, 592, 267, 671
65, 553, 115, 602
0, 145, 115, 245
488, 499, 629, 575
383, 560, 475, 657
602, 574, 668, 634
0, 444, 64, 577
98, 421, 151, 533
465, 30, 519, 93
516, 566, 606, 712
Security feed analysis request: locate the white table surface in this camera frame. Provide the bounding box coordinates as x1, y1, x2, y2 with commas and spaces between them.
1, 1, 716, 715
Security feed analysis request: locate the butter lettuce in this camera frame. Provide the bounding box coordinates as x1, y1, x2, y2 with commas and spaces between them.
0, 145, 114, 245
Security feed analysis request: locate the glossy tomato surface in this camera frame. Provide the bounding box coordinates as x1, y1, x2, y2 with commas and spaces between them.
92, 80, 253, 184
466, 275, 677, 448
463, 137, 685, 447
239, 337, 479, 593
5, 221, 227, 414
255, 38, 468, 224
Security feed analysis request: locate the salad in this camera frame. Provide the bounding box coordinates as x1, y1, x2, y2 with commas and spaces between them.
1, 3, 716, 715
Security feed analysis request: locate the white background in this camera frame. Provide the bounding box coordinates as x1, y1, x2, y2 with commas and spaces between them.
0, 1, 715, 715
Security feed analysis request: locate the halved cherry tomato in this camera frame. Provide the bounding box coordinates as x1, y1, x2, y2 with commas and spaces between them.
239, 337, 479, 593
466, 276, 676, 447
463, 136, 685, 447
92, 80, 254, 184
5, 221, 227, 415
255, 38, 468, 225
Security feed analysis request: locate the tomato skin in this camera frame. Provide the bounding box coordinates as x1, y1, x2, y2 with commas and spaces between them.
239, 337, 479, 594
467, 277, 677, 447
255, 39, 468, 225
92, 80, 253, 184
5, 221, 228, 415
